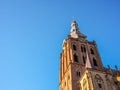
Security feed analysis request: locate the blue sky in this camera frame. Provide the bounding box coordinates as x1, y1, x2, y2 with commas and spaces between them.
0, 0, 120, 90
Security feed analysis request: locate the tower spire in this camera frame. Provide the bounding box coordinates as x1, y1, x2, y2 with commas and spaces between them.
71, 20, 79, 32
70, 20, 86, 38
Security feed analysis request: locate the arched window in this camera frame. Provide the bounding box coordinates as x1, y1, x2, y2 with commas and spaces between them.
83, 56, 86, 64
81, 45, 86, 53
93, 58, 98, 66
74, 54, 78, 62
90, 48, 94, 54
73, 45, 77, 50
81, 46, 83, 52
76, 71, 80, 77
84, 47, 86, 53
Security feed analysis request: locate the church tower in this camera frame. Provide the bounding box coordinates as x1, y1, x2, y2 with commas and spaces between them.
59, 21, 120, 90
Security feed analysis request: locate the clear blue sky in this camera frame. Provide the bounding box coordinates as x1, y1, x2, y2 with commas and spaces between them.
0, 0, 120, 90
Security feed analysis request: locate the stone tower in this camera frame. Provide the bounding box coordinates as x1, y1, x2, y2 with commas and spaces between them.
59, 21, 120, 90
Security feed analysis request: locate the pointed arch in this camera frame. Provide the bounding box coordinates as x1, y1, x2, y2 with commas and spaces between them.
73, 44, 77, 51
81, 44, 86, 53
76, 71, 81, 77
74, 54, 79, 62
90, 48, 94, 54
93, 58, 98, 66
82, 56, 86, 64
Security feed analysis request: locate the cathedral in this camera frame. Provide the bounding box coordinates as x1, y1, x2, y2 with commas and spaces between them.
59, 21, 120, 90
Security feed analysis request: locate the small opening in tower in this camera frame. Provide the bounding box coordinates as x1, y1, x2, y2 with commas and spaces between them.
93, 58, 98, 66
76, 71, 80, 77
81, 45, 86, 53
84, 47, 86, 53
90, 48, 94, 54
81, 46, 83, 52
74, 54, 79, 62
83, 56, 86, 64
73, 45, 77, 51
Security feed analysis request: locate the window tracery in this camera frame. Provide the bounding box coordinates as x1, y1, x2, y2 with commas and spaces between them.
95, 74, 105, 90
